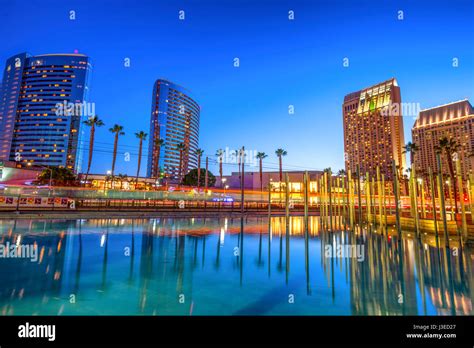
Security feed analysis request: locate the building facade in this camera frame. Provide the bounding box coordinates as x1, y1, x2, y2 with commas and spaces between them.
343, 78, 406, 180
215, 170, 323, 191
147, 79, 200, 181
412, 99, 474, 179
215, 170, 344, 205
0, 53, 91, 172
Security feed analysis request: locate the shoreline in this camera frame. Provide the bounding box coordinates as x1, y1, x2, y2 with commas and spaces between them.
0, 209, 305, 220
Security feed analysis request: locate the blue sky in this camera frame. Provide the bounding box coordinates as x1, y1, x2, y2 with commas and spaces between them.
1, 0, 473, 176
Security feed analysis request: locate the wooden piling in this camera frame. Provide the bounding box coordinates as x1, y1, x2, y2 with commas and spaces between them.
428, 167, 439, 240
348, 169, 354, 229
304, 171, 309, 223
447, 178, 455, 222
469, 174, 474, 222
420, 179, 426, 219
377, 166, 383, 230
371, 177, 376, 225
455, 158, 467, 242
382, 174, 387, 231
341, 173, 347, 228
328, 170, 333, 231
285, 172, 290, 222
410, 167, 420, 237
356, 165, 362, 225
392, 160, 401, 235
366, 172, 371, 223
435, 153, 449, 248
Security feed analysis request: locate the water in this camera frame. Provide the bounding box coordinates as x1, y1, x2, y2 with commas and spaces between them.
0, 216, 472, 315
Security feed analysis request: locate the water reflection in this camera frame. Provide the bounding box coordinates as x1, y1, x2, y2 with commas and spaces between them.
0, 216, 472, 315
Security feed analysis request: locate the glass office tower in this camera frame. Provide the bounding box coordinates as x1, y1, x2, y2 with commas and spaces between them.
147, 79, 200, 182
0, 53, 91, 172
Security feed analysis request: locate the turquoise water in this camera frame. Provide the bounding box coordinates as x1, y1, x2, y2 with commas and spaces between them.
0, 216, 472, 315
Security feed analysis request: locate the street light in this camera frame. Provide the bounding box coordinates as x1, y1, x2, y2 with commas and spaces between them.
222, 177, 227, 189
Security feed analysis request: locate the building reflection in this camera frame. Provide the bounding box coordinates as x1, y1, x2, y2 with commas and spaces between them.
0, 216, 472, 315
0, 220, 69, 315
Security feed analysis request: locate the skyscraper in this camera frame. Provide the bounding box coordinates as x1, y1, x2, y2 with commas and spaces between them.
343, 78, 406, 180
412, 99, 474, 179
0, 53, 91, 172
147, 79, 200, 181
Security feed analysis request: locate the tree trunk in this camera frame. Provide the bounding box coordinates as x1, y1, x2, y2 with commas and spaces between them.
279, 156, 282, 182
156, 150, 161, 185
154, 146, 161, 180
446, 150, 459, 214
197, 155, 201, 189
111, 133, 118, 189
205, 157, 209, 190
84, 125, 95, 184
259, 158, 263, 192
179, 151, 183, 184
136, 139, 142, 186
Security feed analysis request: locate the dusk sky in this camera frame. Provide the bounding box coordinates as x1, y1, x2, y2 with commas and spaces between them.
1, 0, 473, 176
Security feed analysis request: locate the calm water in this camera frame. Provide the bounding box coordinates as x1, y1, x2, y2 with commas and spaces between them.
0, 216, 472, 315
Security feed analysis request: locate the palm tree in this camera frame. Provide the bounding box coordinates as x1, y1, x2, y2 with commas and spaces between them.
195, 148, 204, 189
177, 143, 187, 183
403, 142, 420, 211
216, 149, 224, 186
403, 142, 419, 166
256, 152, 268, 192
109, 124, 125, 183
275, 148, 287, 183
153, 138, 165, 181
135, 131, 147, 186
82, 115, 104, 185
337, 169, 346, 177
435, 137, 460, 214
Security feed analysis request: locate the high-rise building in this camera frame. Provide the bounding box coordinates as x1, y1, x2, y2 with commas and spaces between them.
147, 79, 200, 181
412, 99, 474, 179
343, 78, 406, 180
0, 53, 91, 172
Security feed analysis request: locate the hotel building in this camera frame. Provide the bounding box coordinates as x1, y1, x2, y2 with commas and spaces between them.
343, 78, 406, 180
0, 53, 91, 172
412, 99, 474, 179
147, 79, 200, 181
